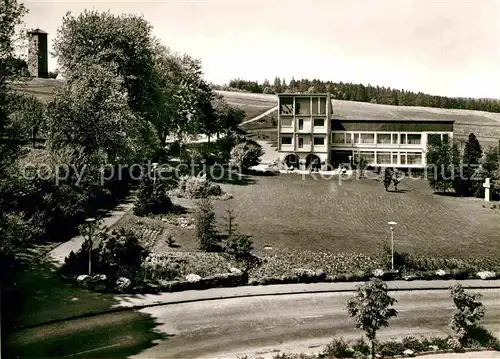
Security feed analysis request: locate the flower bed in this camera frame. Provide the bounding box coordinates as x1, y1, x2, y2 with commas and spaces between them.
249, 250, 382, 283
272, 334, 500, 359
141, 252, 235, 281
246, 250, 500, 286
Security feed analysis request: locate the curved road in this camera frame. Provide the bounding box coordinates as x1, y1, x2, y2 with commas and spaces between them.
7, 289, 500, 359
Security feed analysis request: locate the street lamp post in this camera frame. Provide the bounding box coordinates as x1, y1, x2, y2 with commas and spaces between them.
152, 162, 158, 186
85, 218, 96, 275
387, 221, 397, 270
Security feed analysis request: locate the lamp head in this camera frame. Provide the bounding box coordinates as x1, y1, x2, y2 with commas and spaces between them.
388, 221, 397, 226
85, 218, 96, 223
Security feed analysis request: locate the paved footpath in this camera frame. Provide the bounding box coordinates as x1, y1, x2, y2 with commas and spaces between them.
112, 279, 500, 310
49, 193, 135, 266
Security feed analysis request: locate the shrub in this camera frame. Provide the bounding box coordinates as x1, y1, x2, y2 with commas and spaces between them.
402, 335, 425, 352
115, 277, 131, 293
428, 336, 451, 350
142, 254, 181, 281
351, 337, 370, 356
476, 271, 496, 280
61, 248, 100, 277
62, 228, 148, 287
465, 326, 500, 349
195, 198, 219, 251
133, 175, 173, 216
142, 252, 231, 281
447, 337, 462, 352
435, 269, 450, 279
294, 268, 326, 282
377, 340, 405, 357
378, 244, 409, 270
450, 284, 485, 342
229, 140, 264, 172
321, 337, 353, 358
97, 228, 149, 283
451, 269, 469, 280
176, 174, 222, 199
212, 136, 238, 164
222, 233, 254, 261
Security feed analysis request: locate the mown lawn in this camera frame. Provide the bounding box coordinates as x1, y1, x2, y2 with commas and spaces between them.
117, 173, 500, 260
211, 173, 500, 259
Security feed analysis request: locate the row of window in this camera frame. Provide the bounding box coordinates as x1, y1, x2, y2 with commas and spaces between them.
332, 132, 449, 145
281, 118, 325, 129
281, 136, 325, 146
355, 151, 423, 165
279, 97, 328, 115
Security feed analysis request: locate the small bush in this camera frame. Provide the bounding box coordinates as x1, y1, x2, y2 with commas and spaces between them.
476, 271, 496, 280
402, 335, 425, 352
133, 176, 173, 216
429, 336, 451, 350
377, 340, 405, 357
447, 337, 462, 352
115, 277, 131, 293
176, 174, 223, 199
62, 228, 148, 287
321, 337, 353, 358
450, 284, 485, 342
229, 140, 264, 172
451, 269, 469, 280
351, 337, 370, 356
222, 233, 254, 261
195, 197, 219, 251
465, 326, 500, 349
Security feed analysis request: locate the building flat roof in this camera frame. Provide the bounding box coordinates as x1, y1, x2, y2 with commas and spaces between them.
278, 93, 329, 97
28, 28, 48, 35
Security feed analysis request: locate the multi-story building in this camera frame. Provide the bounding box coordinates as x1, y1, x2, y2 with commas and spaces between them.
277, 93, 455, 170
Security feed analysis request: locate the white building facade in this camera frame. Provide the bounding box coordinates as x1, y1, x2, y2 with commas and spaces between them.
277, 93, 455, 171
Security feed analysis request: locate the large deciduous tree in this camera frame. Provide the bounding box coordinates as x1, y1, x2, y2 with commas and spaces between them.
153, 44, 216, 144
53, 10, 159, 122
46, 64, 148, 162
8, 94, 46, 147
211, 93, 245, 138
1, 0, 28, 167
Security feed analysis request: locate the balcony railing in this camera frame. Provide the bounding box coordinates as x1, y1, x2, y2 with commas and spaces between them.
330, 142, 423, 148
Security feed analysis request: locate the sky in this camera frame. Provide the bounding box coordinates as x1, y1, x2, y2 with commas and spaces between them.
21, 0, 500, 99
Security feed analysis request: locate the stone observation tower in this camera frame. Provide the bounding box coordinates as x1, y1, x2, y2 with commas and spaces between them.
27, 28, 48, 78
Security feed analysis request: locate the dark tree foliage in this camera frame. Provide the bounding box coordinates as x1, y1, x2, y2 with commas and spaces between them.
458, 133, 483, 196
195, 197, 219, 251
133, 175, 173, 217
426, 137, 454, 193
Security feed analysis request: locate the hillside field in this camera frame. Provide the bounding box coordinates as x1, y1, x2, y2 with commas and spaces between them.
10, 78, 500, 149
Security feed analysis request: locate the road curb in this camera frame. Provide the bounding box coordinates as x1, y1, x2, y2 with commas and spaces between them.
11, 283, 500, 333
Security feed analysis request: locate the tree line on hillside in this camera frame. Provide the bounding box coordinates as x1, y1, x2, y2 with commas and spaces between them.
211, 77, 500, 113
0, 1, 250, 326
